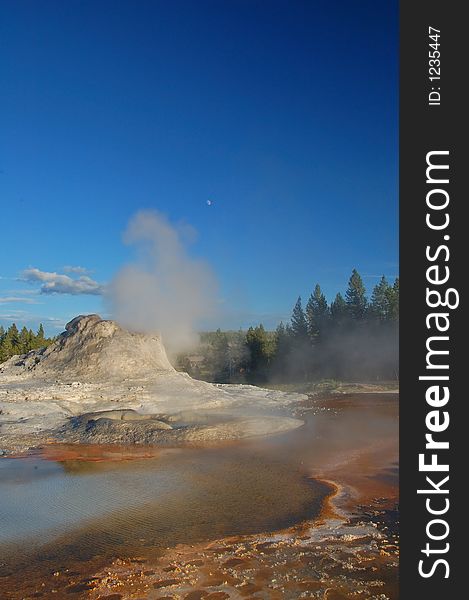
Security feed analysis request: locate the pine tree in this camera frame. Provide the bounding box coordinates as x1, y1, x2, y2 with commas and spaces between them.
290, 297, 308, 341
0, 336, 13, 362
245, 324, 271, 381
225, 330, 249, 380
275, 321, 287, 345
330, 292, 348, 326
270, 322, 292, 382
19, 326, 30, 354
0, 321, 53, 363
36, 323, 46, 346
1, 324, 18, 360
7, 323, 20, 355
210, 329, 230, 381
276, 321, 286, 337
345, 269, 367, 320
388, 277, 399, 321
274, 321, 291, 359
289, 297, 311, 380
305, 284, 330, 339
370, 276, 392, 321
0, 326, 6, 362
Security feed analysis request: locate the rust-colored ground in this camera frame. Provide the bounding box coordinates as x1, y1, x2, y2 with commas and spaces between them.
0, 394, 399, 600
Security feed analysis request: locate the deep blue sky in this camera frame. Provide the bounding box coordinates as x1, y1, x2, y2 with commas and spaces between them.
0, 0, 398, 334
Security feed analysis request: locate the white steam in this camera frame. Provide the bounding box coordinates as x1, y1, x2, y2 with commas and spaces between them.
108, 210, 218, 355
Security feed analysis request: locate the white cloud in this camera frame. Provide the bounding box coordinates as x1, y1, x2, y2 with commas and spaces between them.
0, 296, 40, 305
62, 265, 92, 275
21, 268, 104, 296
0, 312, 66, 332
4, 288, 40, 296
0, 312, 28, 319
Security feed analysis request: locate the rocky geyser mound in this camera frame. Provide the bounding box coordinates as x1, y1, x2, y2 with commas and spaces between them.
0, 315, 306, 453
3, 314, 174, 381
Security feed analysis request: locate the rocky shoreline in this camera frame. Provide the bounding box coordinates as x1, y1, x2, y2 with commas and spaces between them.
85, 495, 399, 600
0, 476, 398, 600
0, 369, 399, 600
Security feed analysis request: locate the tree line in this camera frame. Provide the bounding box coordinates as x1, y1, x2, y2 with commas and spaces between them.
0, 323, 54, 363
1, 269, 398, 382
178, 269, 399, 383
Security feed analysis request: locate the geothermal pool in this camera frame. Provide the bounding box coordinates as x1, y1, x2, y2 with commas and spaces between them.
0, 394, 398, 599
0, 443, 328, 560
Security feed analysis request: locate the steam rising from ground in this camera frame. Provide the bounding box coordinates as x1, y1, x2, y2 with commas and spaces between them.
108, 211, 218, 355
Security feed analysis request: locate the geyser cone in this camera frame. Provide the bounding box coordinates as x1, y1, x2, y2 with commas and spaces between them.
0, 315, 306, 452
19, 314, 174, 381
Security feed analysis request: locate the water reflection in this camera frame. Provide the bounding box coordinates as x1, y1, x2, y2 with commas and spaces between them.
0, 440, 328, 569
0, 393, 398, 596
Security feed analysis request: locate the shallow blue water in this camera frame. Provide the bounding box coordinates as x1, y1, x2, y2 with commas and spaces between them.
0, 452, 186, 546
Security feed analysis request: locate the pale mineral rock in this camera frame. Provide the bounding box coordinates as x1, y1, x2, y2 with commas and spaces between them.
0, 315, 305, 452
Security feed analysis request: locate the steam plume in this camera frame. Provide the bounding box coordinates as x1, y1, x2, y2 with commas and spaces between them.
108, 210, 218, 355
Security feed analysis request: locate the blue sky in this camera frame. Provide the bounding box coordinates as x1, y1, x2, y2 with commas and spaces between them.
0, 0, 398, 334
